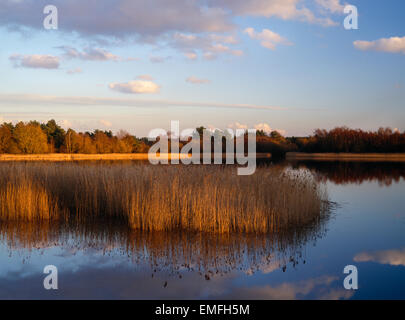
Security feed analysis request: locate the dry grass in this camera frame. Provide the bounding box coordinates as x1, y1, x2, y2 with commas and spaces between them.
0, 153, 271, 161
0, 153, 189, 161
0, 163, 327, 233
0, 179, 61, 221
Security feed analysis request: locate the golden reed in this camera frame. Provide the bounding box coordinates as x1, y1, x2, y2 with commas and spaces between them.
0, 163, 327, 233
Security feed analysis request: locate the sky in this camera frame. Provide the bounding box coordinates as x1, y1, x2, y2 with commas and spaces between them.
0, 0, 404, 137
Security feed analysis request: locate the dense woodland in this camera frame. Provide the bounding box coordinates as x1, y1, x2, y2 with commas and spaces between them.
0, 120, 150, 154
0, 120, 404, 155
290, 127, 405, 153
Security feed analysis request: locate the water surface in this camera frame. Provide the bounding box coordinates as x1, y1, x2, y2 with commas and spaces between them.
0, 161, 404, 299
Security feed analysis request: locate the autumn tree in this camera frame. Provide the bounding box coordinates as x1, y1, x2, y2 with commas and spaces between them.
79, 133, 97, 154
13, 122, 49, 154
41, 119, 66, 152
0, 123, 13, 153
93, 130, 113, 153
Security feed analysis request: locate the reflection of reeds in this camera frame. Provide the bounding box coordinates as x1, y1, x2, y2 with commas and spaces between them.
0, 219, 329, 276
290, 160, 405, 186
0, 163, 327, 233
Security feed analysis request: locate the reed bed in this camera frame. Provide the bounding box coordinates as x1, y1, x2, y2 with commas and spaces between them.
0, 163, 328, 233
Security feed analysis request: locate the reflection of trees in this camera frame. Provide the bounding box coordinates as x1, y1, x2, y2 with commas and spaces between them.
0, 211, 331, 277
289, 161, 405, 186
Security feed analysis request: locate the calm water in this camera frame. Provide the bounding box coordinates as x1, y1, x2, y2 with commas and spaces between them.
0, 161, 404, 299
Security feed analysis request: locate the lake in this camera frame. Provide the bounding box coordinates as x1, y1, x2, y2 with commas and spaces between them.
0, 161, 404, 299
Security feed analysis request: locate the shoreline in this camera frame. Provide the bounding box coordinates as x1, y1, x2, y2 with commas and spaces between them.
0, 153, 272, 162
286, 152, 405, 162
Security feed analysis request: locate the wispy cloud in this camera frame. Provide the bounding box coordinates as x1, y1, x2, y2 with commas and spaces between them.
220, 275, 353, 300
228, 122, 287, 135
99, 119, 113, 128
354, 36, 405, 55
227, 122, 248, 130
0, 0, 234, 40
60, 119, 73, 128
254, 123, 287, 135
244, 27, 292, 50
9, 54, 60, 69
109, 80, 161, 94
315, 0, 345, 14
1, 0, 342, 63
58, 46, 137, 62
0, 94, 286, 111
354, 248, 405, 267
172, 32, 243, 60
210, 0, 338, 26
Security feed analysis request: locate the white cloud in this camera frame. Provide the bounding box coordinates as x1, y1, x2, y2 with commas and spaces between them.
172, 32, 243, 60
354, 36, 405, 55
60, 119, 72, 128
354, 248, 405, 267
244, 27, 292, 50
254, 123, 286, 135
232, 122, 286, 135
9, 54, 60, 69
1, 0, 342, 62
228, 122, 248, 130
209, 34, 238, 44
315, 0, 345, 14
222, 275, 353, 300
58, 46, 121, 61
0, 0, 342, 46
99, 119, 113, 128
186, 76, 211, 84
210, 0, 338, 26
254, 123, 272, 133
109, 80, 160, 94
1, 0, 233, 39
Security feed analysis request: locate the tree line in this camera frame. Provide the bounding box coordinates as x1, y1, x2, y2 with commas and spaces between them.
291, 127, 405, 153
0, 121, 404, 155
0, 120, 149, 154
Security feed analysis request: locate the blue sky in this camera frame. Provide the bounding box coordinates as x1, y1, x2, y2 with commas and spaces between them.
1, 0, 404, 136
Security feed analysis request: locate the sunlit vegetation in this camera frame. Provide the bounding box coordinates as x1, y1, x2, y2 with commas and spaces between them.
0, 163, 328, 234
2, 121, 403, 157
291, 127, 405, 153
0, 120, 149, 154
